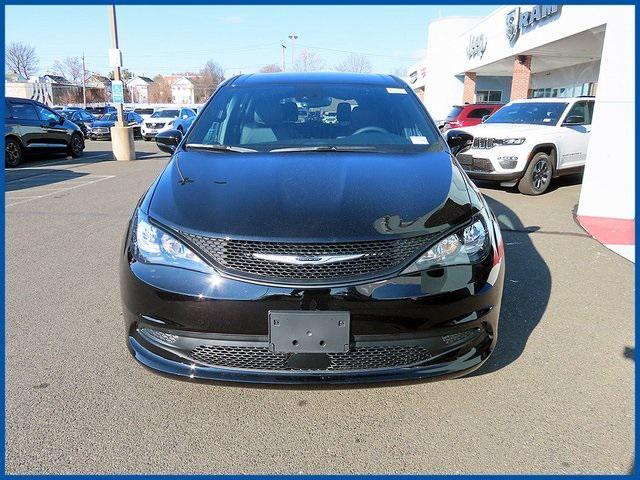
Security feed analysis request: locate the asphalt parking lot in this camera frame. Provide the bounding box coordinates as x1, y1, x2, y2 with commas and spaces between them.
5, 140, 634, 474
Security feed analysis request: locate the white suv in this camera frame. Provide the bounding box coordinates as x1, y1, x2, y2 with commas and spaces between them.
446, 97, 594, 195
141, 108, 183, 141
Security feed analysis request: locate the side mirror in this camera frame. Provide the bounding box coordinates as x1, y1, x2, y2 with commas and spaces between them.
563, 115, 585, 125
155, 129, 182, 154
481, 115, 490, 123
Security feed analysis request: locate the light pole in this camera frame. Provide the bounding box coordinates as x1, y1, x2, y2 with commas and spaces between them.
281, 44, 286, 72
288, 34, 298, 68
81, 53, 87, 108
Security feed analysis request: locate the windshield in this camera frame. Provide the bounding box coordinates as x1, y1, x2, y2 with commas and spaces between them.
152, 110, 179, 118
100, 113, 118, 121
485, 102, 567, 126
445, 106, 463, 121
186, 83, 442, 152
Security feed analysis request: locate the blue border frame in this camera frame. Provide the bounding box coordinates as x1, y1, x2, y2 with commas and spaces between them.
1, 1, 637, 477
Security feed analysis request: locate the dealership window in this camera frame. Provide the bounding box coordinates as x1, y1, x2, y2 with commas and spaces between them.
475, 90, 502, 103
530, 82, 597, 98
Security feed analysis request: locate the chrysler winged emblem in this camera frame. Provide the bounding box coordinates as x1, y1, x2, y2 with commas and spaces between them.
252, 253, 364, 265
505, 7, 520, 43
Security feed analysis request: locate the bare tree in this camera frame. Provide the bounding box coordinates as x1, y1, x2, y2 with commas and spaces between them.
293, 49, 325, 72
194, 60, 225, 102
148, 75, 172, 103
335, 54, 372, 73
5, 42, 38, 79
259, 64, 282, 73
51, 57, 88, 85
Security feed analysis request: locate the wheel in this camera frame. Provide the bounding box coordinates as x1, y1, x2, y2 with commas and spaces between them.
69, 133, 85, 158
144, 136, 151, 142
177, 126, 184, 134
518, 152, 553, 195
5, 138, 23, 167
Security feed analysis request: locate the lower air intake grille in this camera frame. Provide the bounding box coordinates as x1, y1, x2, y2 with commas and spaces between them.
179, 233, 434, 284
189, 344, 432, 371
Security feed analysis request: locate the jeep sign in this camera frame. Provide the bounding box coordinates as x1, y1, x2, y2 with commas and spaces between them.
466, 33, 487, 59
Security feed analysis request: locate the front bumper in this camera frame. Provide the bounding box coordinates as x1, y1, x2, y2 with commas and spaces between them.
89, 130, 111, 140
457, 146, 528, 183
120, 223, 505, 384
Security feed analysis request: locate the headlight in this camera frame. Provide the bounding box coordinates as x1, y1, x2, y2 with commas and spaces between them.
493, 137, 525, 146
167, 120, 174, 126
402, 213, 491, 273
133, 210, 214, 274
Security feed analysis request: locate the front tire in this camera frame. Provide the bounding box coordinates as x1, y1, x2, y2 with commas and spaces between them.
69, 133, 85, 158
518, 152, 553, 195
5, 138, 23, 167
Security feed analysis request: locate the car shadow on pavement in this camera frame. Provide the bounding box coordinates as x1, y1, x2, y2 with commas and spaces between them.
467, 195, 551, 377
14, 148, 168, 169
5, 169, 90, 192
473, 172, 583, 195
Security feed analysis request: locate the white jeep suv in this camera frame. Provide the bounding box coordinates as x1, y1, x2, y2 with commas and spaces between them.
141, 108, 182, 141
446, 97, 594, 195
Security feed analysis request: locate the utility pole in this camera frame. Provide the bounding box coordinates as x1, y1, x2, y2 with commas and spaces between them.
281, 44, 286, 72
288, 34, 298, 69
108, 4, 135, 161
81, 53, 87, 109
109, 4, 124, 127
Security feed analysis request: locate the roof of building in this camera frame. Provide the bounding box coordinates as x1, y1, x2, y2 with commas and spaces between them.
129, 76, 154, 85
42, 75, 70, 84
230, 72, 402, 87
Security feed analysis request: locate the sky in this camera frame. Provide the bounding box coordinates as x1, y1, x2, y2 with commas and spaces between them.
5, 5, 496, 79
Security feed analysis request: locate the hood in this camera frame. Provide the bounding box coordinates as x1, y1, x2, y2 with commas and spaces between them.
146, 117, 176, 122
147, 150, 473, 242
458, 122, 555, 136
92, 120, 116, 128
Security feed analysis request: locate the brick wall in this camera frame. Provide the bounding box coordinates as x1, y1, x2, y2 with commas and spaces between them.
510, 55, 532, 100
462, 72, 476, 103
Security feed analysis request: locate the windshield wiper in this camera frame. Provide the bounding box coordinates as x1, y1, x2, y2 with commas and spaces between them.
185, 143, 258, 153
269, 145, 380, 153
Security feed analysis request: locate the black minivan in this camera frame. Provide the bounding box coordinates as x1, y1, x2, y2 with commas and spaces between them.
120, 73, 504, 384
5, 97, 85, 167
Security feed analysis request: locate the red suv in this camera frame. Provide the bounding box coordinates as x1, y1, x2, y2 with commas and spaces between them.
441, 103, 503, 132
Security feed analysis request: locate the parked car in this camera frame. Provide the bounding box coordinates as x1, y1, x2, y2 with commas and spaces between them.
446, 97, 594, 195
88, 111, 144, 140
59, 108, 98, 136
121, 72, 505, 384
140, 108, 189, 140
133, 107, 156, 120
441, 103, 503, 132
5, 97, 85, 167
86, 105, 116, 117
171, 108, 197, 133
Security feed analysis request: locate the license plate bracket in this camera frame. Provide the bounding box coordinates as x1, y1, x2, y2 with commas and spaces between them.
268, 311, 350, 353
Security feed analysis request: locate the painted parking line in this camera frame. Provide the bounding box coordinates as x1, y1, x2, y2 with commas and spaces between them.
6, 174, 115, 207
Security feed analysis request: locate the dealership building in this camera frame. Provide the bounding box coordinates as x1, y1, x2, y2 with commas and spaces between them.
414, 5, 635, 261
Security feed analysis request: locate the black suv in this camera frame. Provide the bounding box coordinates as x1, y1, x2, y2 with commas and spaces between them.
5, 97, 85, 167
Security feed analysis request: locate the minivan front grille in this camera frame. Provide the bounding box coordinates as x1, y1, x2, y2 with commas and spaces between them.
189, 344, 433, 371
180, 233, 434, 285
